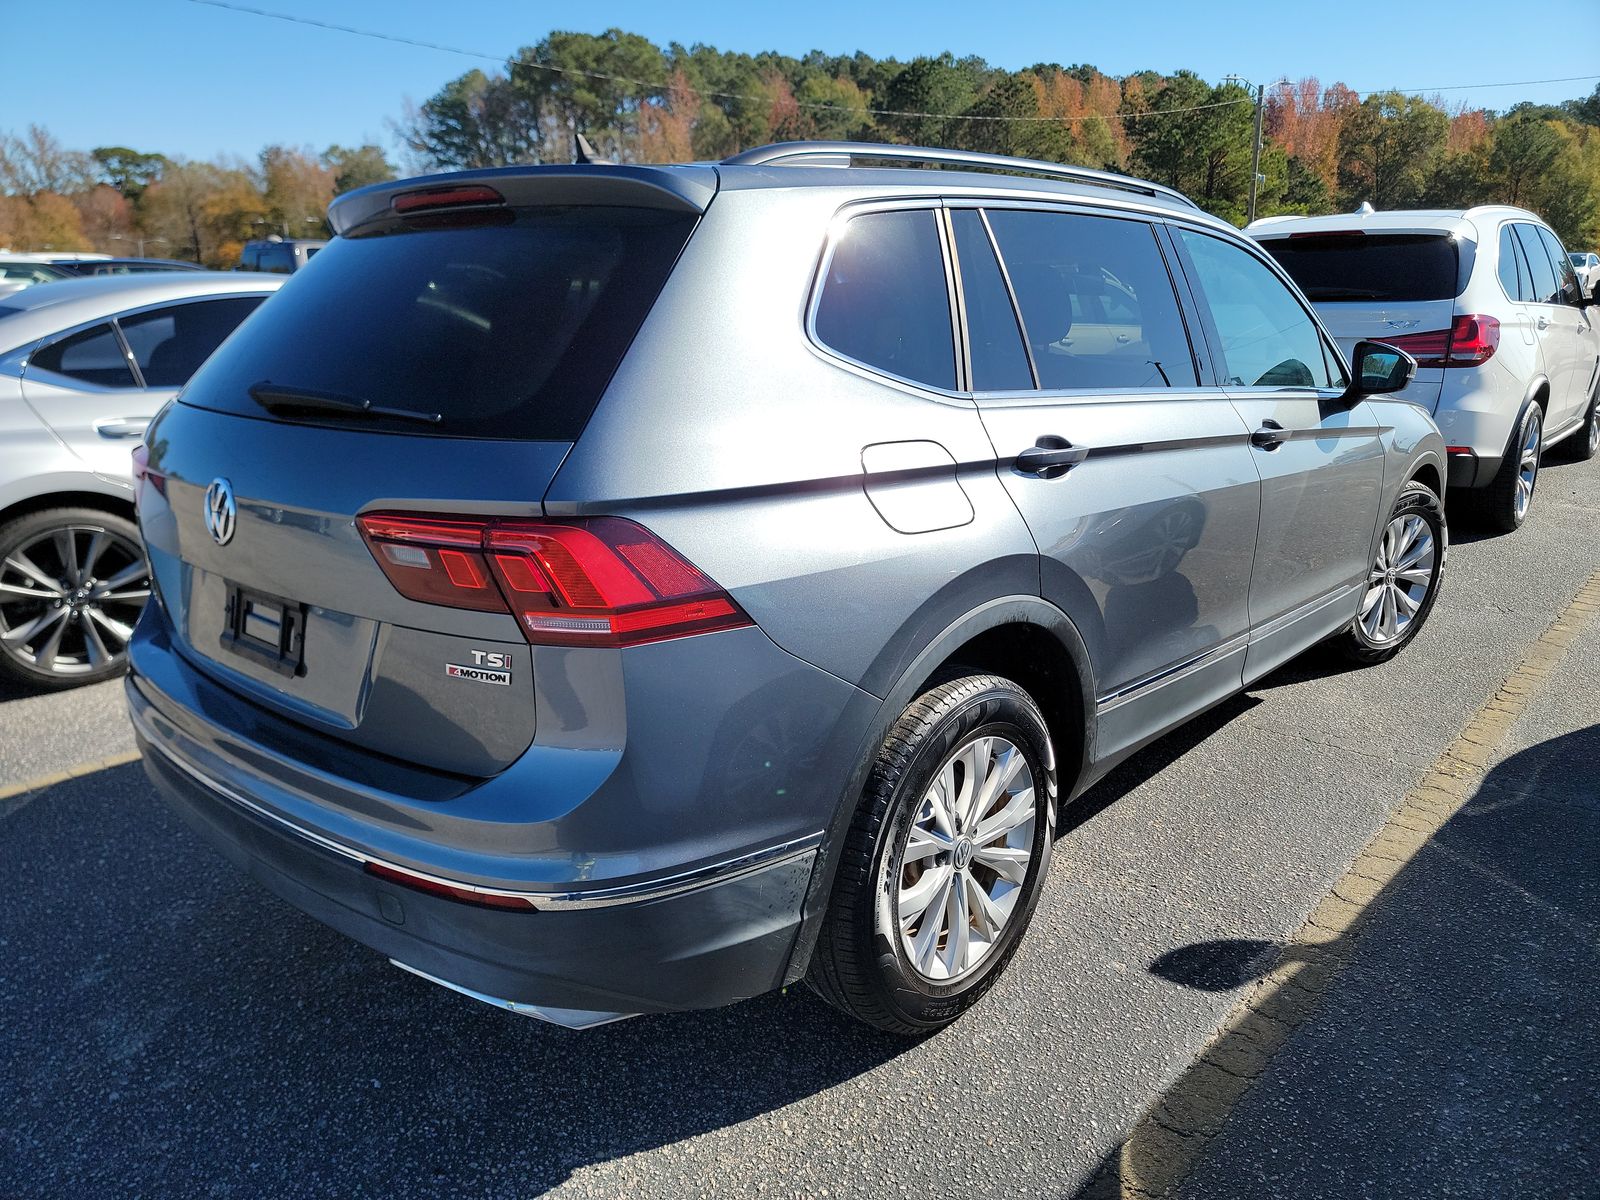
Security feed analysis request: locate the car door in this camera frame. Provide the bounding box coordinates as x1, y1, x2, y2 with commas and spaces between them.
1511, 224, 1577, 425
1532, 225, 1597, 427
1169, 224, 1386, 684
960, 204, 1262, 762
20, 295, 265, 480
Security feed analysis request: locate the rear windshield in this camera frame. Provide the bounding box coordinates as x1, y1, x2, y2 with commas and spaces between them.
182, 206, 696, 440
1260, 233, 1460, 302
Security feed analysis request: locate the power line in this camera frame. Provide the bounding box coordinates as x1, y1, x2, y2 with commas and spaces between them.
181, 0, 1596, 126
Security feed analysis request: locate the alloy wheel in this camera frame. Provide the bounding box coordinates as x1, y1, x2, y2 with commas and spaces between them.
895, 734, 1037, 982
0, 524, 150, 677
1359, 512, 1436, 645
1515, 410, 1542, 521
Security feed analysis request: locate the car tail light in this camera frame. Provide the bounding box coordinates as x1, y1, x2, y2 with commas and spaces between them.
357, 513, 752, 648
1382, 314, 1499, 368
131, 443, 166, 502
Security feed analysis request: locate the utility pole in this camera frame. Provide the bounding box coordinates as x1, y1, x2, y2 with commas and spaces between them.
1226, 76, 1287, 225
1247, 82, 1265, 225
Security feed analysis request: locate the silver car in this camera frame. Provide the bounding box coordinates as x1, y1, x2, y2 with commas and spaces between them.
129, 144, 1446, 1033
0, 272, 283, 687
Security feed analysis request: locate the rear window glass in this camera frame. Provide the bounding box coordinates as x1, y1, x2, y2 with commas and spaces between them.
30, 322, 137, 388
182, 206, 696, 439
119, 296, 266, 388
1261, 233, 1460, 302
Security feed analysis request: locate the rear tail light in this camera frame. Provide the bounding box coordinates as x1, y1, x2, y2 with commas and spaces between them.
357, 513, 751, 648
131, 443, 166, 503
1381, 314, 1499, 368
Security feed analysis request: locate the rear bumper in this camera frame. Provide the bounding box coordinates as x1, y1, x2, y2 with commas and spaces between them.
136, 714, 816, 1018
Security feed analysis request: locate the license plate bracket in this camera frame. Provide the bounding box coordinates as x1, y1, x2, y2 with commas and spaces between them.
222, 584, 307, 677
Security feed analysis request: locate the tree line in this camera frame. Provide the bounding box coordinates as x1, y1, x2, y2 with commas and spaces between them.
6, 30, 1600, 265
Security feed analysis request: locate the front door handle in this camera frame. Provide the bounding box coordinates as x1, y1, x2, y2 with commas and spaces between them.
1537, 314, 1551, 330
1015, 436, 1089, 478
1250, 419, 1288, 450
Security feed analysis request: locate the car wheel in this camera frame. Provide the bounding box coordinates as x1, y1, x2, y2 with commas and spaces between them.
1475, 403, 1543, 533
808, 675, 1056, 1034
1559, 386, 1598, 463
0, 507, 150, 690
1335, 480, 1446, 665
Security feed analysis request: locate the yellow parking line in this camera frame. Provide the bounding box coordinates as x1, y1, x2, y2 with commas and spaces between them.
1099, 568, 1600, 1199
0, 748, 144, 804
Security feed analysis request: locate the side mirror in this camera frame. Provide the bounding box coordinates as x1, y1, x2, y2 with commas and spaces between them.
1344, 340, 1416, 400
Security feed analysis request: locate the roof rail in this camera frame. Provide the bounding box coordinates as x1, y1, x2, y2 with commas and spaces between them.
722, 141, 1202, 211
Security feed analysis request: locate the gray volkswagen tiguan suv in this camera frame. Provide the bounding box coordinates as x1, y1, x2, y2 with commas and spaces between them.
129, 143, 1447, 1033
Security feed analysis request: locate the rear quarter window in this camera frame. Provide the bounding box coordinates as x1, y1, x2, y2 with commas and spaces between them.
181, 206, 697, 440
812, 208, 957, 391
1261, 233, 1460, 302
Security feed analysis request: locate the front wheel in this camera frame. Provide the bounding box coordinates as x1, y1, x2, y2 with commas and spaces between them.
1334, 480, 1446, 665
808, 676, 1057, 1034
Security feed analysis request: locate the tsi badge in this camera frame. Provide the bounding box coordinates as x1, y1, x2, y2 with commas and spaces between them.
446, 649, 512, 687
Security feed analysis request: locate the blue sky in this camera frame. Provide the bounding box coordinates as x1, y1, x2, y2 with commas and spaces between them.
11, 0, 1600, 163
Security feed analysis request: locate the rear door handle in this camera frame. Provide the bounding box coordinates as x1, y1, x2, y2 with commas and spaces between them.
1250, 419, 1288, 450
94, 417, 149, 439
1537, 314, 1551, 330
1015, 436, 1089, 477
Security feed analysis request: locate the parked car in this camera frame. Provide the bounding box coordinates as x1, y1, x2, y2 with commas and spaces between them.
1249, 207, 1600, 531
1569, 251, 1600, 295
0, 272, 284, 688
52, 258, 206, 277
236, 237, 327, 273
0, 257, 75, 297
129, 144, 1445, 1034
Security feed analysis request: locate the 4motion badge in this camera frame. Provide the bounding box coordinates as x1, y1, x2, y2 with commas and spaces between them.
446, 649, 512, 686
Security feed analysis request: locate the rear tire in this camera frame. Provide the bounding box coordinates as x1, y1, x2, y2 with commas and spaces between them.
1558, 387, 1598, 462
0, 507, 149, 691
1334, 480, 1446, 665
1473, 403, 1543, 533
808, 675, 1056, 1035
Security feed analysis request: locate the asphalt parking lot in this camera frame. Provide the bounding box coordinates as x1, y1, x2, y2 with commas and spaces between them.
3, 450, 1598, 1200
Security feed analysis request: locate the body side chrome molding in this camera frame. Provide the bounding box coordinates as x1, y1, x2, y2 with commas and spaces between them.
1095, 634, 1249, 713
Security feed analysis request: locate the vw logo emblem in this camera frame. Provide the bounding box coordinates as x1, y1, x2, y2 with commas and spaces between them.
204, 478, 237, 546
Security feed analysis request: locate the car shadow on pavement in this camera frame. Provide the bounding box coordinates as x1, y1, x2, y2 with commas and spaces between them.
0, 763, 914, 1199
1078, 720, 1600, 1199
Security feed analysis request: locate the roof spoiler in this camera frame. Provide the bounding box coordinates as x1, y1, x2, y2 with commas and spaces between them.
328, 164, 719, 237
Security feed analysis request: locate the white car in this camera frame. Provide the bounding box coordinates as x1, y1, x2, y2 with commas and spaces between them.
0, 272, 284, 687
1249, 207, 1600, 531
1569, 251, 1600, 295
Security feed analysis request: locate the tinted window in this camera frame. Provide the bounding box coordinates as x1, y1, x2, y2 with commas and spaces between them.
1514, 224, 1560, 304
1261, 233, 1459, 302
183, 206, 697, 440
950, 209, 1033, 390
814, 209, 955, 390
1179, 229, 1339, 389
1537, 226, 1582, 305
119, 296, 266, 388
29, 323, 136, 388
986, 210, 1196, 390
1498, 225, 1532, 302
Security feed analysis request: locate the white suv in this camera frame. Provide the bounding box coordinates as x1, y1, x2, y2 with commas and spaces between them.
1249, 207, 1600, 531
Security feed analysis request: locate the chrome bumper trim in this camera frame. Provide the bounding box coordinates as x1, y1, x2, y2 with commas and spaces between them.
131, 687, 822, 913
